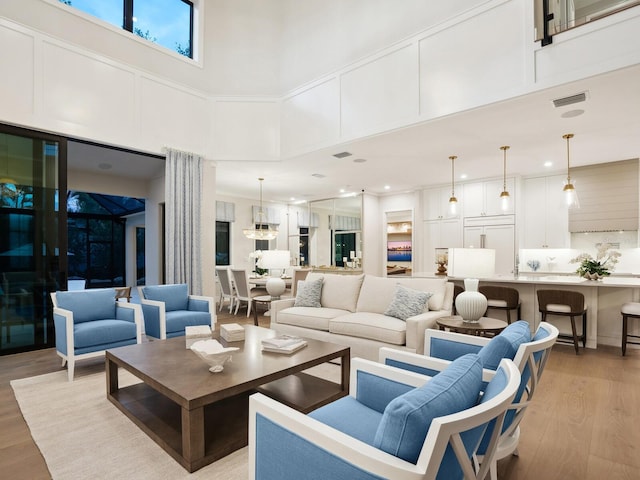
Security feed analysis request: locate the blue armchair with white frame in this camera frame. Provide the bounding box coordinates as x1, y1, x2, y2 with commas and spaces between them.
138, 283, 215, 339
51, 288, 142, 381
379, 321, 559, 480
249, 353, 520, 480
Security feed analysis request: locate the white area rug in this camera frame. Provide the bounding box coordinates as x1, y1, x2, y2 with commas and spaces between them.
11, 363, 340, 479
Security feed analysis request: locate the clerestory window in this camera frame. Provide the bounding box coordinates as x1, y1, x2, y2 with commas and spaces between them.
58, 0, 194, 59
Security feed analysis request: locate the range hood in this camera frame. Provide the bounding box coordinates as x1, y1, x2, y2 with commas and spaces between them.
568, 159, 639, 233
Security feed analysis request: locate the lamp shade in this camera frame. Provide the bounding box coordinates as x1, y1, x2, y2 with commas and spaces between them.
258, 250, 290, 299
447, 248, 496, 278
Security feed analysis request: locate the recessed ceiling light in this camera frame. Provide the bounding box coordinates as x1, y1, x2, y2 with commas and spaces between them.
353, 158, 367, 163
289, 197, 295, 201
311, 173, 325, 178
333, 151, 352, 158
544, 161, 553, 167
98, 163, 112, 170
561, 109, 585, 118
384, 185, 390, 190
460, 174, 467, 179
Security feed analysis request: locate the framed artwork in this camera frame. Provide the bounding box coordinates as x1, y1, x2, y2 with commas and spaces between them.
387, 241, 412, 262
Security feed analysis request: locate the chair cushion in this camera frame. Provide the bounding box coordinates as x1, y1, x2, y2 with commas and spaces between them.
309, 396, 383, 446
373, 353, 483, 464
56, 289, 116, 323
294, 278, 323, 308
165, 310, 211, 334
142, 284, 189, 311
329, 312, 406, 345
478, 320, 531, 371
384, 284, 432, 321
622, 302, 640, 315
73, 319, 137, 349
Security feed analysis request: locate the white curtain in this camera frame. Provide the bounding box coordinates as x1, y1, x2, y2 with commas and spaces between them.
165, 148, 203, 294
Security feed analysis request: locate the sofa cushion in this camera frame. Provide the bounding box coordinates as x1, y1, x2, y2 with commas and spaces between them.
293, 277, 323, 308
56, 289, 116, 324
73, 319, 137, 349
478, 320, 531, 371
316, 274, 364, 312
142, 284, 189, 312
373, 353, 483, 464
356, 276, 448, 315
278, 306, 349, 331
395, 278, 448, 311
329, 312, 406, 345
384, 284, 432, 321
308, 396, 383, 446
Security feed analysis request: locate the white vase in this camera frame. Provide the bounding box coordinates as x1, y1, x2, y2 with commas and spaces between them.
455, 278, 488, 323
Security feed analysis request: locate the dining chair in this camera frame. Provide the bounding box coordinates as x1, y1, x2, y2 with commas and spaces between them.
230, 269, 267, 317
215, 266, 236, 313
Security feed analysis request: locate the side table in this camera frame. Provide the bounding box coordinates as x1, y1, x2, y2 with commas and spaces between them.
252, 295, 273, 326
436, 316, 507, 337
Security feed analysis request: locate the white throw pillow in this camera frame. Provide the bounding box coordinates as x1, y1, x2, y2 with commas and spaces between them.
294, 278, 323, 308
384, 284, 432, 321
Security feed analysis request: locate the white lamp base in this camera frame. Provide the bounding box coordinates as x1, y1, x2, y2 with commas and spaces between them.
266, 277, 286, 300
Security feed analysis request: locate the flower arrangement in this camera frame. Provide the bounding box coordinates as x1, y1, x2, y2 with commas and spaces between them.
570, 243, 621, 280
249, 250, 268, 275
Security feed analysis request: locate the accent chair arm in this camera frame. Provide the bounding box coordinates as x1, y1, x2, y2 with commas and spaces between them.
52, 306, 75, 356
188, 295, 216, 329
423, 328, 490, 360
116, 302, 143, 343
140, 298, 166, 339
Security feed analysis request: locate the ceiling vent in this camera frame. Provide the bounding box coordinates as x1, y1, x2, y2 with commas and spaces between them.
552, 92, 587, 108
311, 173, 326, 178
333, 151, 352, 159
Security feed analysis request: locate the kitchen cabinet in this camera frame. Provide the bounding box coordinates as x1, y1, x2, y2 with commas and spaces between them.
463, 223, 515, 276
423, 218, 462, 272
423, 186, 462, 221
463, 178, 515, 217
523, 175, 569, 248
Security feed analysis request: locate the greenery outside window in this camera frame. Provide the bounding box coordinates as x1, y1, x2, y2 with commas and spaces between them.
58, 0, 194, 59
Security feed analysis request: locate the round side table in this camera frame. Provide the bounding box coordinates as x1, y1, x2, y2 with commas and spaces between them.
436, 316, 508, 337
252, 295, 273, 326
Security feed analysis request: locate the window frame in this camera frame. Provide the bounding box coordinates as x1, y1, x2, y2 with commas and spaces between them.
50, 0, 200, 63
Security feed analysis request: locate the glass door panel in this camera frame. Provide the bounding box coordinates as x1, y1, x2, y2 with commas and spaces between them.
1, 127, 65, 354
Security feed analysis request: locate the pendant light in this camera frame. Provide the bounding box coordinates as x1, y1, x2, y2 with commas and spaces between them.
448, 155, 458, 215
562, 133, 580, 209
243, 178, 279, 240
499, 145, 510, 211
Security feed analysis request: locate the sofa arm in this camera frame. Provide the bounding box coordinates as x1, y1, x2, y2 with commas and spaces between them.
404, 310, 449, 354
270, 298, 295, 325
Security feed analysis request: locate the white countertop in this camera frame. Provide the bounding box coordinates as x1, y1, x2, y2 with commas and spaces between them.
446, 275, 640, 288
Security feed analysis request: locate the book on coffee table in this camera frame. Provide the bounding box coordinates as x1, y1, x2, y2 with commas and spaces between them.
261, 335, 307, 354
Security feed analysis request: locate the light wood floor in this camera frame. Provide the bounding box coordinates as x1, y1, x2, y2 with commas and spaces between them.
1, 306, 639, 480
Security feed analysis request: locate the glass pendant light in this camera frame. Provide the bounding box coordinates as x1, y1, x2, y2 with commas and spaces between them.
243, 178, 279, 240
448, 155, 458, 215
562, 133, 580, 209
499, 145, 511, 211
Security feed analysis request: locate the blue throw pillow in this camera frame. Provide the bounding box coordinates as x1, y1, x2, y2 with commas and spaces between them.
142, 284, 189, 312
478, 320, 531, 371
56, 288, 116, 323
373, 353, 483, 464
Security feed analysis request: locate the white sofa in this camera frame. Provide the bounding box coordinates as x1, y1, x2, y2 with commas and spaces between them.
270, 273, 454, 360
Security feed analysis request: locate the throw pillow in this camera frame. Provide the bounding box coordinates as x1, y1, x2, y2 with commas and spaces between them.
478, 320, 531, 371
384, 284, 432, 321
294, 277, 323, 308
373, 353, 483, 464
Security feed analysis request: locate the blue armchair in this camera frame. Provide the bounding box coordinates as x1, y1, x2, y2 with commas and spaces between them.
138, 283, 215, 339
379, 321, 559, 480
249, 354, 520, 480
51, 288, 142, 381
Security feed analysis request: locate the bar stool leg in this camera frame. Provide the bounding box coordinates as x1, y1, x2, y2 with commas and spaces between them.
570, 315, 579, 355
506, 309, 511, 324
622, 314, 628, 356
582, 312, 587, 348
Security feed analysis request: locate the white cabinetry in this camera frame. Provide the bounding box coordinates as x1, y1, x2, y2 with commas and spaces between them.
463, 218, 515, 276
523, 175, 569, 248
463, 178, 515, 217
423, 219, 462, 271
423, 186, 461, 220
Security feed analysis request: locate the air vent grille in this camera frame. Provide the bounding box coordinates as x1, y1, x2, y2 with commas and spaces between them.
333, 151, 352, 158
552, 92, 587, 108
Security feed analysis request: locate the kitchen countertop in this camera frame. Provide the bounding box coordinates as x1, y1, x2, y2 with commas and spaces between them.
450, 275, 640, 288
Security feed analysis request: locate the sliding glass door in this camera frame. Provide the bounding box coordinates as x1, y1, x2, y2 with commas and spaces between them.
0, 125, 66, 354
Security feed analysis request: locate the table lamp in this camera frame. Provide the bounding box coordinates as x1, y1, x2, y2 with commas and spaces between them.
448, 248, 496, 322
259, 250, 291, 299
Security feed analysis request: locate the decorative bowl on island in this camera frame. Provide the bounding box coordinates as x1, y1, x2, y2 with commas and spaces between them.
190, 339, 239, 373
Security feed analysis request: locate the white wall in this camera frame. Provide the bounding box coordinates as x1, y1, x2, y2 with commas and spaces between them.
125, 212, 145, 288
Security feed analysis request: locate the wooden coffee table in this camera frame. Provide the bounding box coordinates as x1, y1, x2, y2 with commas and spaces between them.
105, 325, 349, 472
436, 316, 508, 336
